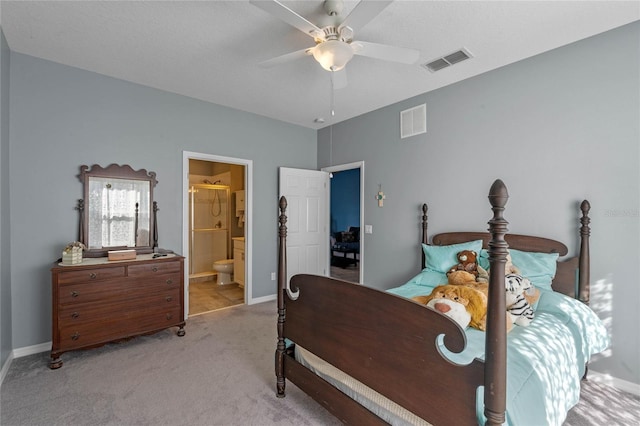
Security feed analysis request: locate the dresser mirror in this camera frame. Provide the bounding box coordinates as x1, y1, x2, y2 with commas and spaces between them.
78, 164, 158, 258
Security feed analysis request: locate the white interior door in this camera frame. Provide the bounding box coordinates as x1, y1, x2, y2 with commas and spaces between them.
279, 167, 329, 284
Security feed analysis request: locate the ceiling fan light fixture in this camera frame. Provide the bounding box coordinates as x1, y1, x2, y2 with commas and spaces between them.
312, 40, 354, 71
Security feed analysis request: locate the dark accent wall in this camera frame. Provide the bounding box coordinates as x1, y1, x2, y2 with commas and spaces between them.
330, 168, 360, 234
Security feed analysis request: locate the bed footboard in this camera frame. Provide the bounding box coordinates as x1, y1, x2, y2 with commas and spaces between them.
279, 271, 484, 424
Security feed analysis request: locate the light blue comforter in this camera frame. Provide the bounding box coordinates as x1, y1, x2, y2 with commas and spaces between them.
387, 271, 609, 426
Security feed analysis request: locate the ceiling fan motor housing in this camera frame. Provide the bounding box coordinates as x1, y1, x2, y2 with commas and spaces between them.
319, 25, 353, 43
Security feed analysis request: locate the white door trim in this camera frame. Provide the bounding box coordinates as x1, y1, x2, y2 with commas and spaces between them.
321, 161, 364, 284
182, 151, 254, 319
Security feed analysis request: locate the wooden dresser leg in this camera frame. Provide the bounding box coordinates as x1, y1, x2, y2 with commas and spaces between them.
49, 355, 63, 369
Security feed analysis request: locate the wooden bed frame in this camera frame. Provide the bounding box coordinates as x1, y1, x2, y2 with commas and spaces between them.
275, 179, 591, 425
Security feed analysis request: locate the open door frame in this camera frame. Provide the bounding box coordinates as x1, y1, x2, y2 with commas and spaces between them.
322, 161, 365, 284
182, 151, 254, 319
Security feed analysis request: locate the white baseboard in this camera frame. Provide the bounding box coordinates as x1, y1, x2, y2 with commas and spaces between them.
590, 370, 640, 396
12, 342, 51, 358
248, 293, 276, 305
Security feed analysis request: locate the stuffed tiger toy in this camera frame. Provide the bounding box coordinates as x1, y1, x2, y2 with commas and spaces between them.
505, 273, 535, 327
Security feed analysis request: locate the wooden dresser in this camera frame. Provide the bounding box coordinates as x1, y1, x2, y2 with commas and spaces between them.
50, 254, 185, 369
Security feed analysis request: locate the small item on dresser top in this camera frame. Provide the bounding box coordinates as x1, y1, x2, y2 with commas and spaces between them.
61, 241, 85, 265
107, 249, 137, 261
153, 247, 174, 254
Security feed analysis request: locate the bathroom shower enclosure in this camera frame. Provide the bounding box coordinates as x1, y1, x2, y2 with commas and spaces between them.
189, 183, 231, 279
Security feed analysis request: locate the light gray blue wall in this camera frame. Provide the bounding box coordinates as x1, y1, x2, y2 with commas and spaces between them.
318, 22, 639, 385
9, 53, 316, 349
1, 28, 11, 368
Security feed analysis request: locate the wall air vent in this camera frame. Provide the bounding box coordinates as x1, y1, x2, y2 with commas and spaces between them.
400, 104, 427, 139
422, 48, 473, 73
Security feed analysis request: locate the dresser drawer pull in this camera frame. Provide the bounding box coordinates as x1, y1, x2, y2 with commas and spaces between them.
166, 313, 173, 320
71, 332, 80, 341
166, 279, 173, 285
166, 296, 173, 302
71, 312, 79, 319
71, 291, 79, 298
89, 273, 97, 279
152, 267, 158, 272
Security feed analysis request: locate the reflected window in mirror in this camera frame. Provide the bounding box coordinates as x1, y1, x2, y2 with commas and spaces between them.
87, 177, 150, 249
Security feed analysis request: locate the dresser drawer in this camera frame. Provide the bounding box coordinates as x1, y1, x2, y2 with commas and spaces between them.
133, 272, 181, 291
128, 260, 182, 277
57, 305, 183, 350
57, 266, 126, 284
58, 272, 180, 305
58, 280, 127, 305
57, 288, 181, 329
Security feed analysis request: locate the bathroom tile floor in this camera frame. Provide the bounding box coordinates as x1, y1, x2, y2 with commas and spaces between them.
189, 277, 244, 316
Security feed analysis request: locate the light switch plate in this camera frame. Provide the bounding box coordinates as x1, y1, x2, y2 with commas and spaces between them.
365, 225, 373, 234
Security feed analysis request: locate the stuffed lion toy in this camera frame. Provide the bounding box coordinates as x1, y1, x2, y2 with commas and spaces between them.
413, 284, 514, 333
413, 284, 488, 331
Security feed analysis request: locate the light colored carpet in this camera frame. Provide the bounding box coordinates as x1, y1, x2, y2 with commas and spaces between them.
1, 300, 638, 425
564, 379, 640, 426
1, 301, 340, 426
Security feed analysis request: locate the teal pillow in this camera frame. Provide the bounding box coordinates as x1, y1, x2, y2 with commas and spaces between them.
422, 240, 483, 274
479, 248, 559, 290
510, 249, 559, 290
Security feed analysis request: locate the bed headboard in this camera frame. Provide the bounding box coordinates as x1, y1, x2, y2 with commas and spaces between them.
420, 201, 592, 304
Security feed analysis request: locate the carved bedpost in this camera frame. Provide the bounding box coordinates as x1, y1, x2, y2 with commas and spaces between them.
579, 200, 591, 305
485, 180, 509, 426
421, 203, 428, 269
276, 196, 288, 398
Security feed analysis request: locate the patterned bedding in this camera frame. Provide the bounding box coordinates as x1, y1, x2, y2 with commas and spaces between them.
390, 270, 610, 425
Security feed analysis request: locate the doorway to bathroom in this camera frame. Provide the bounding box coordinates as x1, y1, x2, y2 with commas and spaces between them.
183, 152, 250, 317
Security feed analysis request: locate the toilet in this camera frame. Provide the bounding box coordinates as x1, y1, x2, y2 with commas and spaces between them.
213, 259, 234, 285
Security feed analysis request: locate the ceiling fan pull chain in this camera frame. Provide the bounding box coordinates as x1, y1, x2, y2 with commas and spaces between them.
330, 73, 335, 118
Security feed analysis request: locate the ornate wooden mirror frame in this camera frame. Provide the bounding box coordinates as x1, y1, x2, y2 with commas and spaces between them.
77, 164, 159, 258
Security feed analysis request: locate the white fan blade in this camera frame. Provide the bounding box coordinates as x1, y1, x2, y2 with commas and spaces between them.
250, 0, 323, 39
351, 41, 419, 64
258, 47, 313, 68
331, 69, 348, 90
340, 0, 393, 32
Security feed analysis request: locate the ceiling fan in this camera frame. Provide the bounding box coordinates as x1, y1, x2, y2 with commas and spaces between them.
250, 0, 420, 88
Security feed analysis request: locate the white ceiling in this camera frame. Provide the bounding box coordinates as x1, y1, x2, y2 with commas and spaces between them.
2, 1, 638, 129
